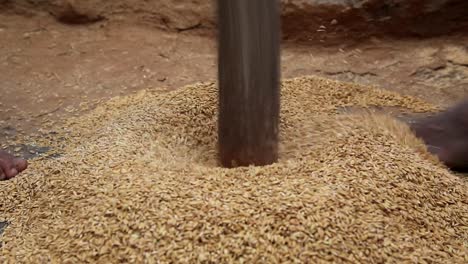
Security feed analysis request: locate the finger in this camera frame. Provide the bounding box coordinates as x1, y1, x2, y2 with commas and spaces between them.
0, 158, 17, 179
13, 158, 28, 172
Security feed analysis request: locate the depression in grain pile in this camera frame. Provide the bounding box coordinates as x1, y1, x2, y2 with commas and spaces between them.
1, 76, 467, 263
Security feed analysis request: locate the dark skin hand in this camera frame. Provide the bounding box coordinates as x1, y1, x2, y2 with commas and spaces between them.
410, 99, 468, 172
0, 150, 28, 181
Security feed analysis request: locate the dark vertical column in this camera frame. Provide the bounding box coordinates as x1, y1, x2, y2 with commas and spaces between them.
217, 0, 281, 168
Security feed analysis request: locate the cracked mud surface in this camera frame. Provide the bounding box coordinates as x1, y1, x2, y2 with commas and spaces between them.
0, 1, 467, 152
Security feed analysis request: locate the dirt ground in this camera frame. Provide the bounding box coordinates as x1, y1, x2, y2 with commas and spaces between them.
1, 1, 468, 157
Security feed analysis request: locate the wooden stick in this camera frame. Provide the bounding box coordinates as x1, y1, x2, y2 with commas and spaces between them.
217, 0, 281, 168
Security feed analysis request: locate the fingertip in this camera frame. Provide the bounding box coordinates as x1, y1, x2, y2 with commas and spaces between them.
14, 158, 28, 172
7, 168, 18, 179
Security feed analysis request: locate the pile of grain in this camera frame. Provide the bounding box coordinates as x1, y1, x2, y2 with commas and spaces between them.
1, 76, 467, 263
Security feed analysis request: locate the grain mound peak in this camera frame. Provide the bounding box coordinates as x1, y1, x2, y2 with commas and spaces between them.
1, 76, 467, 263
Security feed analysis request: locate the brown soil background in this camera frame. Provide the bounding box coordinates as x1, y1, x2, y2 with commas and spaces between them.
0, 0, 467, 151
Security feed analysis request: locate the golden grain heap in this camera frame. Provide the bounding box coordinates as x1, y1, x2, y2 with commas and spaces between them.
1, 76, 467, 263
